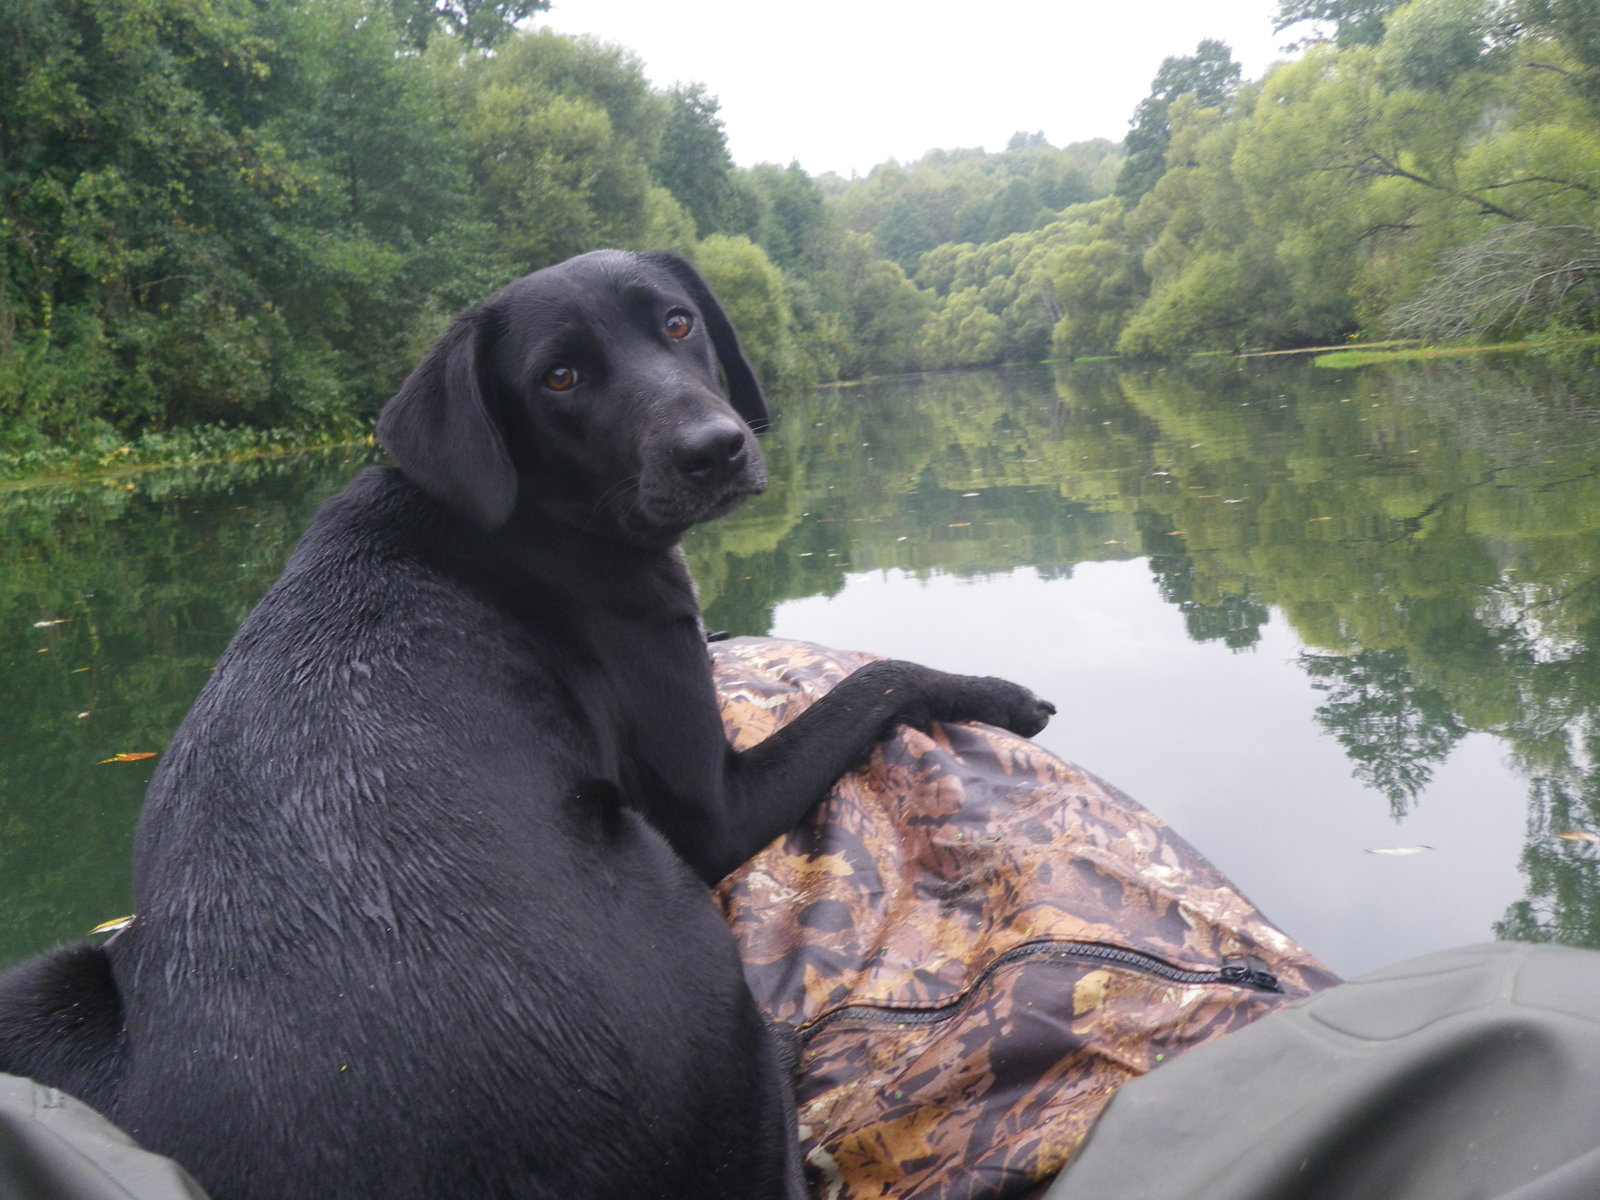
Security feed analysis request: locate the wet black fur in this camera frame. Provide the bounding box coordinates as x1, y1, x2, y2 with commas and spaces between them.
0, 250, 1053, 1199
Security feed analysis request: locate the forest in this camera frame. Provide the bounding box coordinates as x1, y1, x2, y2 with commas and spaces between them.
2, 0, 1598, 463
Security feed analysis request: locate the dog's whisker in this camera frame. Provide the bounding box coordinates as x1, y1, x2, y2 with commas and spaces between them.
586, 472, 645, 531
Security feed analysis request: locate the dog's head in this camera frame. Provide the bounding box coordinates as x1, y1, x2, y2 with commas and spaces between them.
377, 250, 768, 544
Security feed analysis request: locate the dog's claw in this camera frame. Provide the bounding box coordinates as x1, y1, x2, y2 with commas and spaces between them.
1005, 694, 1055, 738
941, 676, 1054, 738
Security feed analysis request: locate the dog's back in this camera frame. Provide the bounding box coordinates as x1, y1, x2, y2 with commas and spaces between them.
3, 466, 798, 1199
1, 252, 1050, 1199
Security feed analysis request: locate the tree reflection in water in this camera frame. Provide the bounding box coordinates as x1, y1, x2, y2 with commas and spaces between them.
1300, 648, 1467, 818
5, 349, 1600, 967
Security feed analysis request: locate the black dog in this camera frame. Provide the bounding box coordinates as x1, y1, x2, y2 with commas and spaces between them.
0, 250, 1053, 1199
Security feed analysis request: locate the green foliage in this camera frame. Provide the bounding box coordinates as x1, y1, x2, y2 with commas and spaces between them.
919, 289, 1004, 369
1046, 2, 1600, 359
832, 140, 1115, 270
388, 0, 547, 50
1275, 0, 1407, 47
1513, 0, 1600, 108
1041, 202, 1146, 359
439, 30, 674, 275
0, 3, 831, 457
823, 233, 933, 377
1118, 95, 1297, 354
652, 84, 737, 237
8, 0, 1600, 451
729, 163, 832, 271
781, 0, 1592, 367
1118, 251, 1252, 356
0, 0, 467, 445
687, 235, 814, 388
1115, 40, 1243, 203
1377, 0, 1502, 91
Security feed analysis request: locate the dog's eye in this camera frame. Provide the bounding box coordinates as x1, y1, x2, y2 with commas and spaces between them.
664, 311, 694, 340
543, 366, 578, 392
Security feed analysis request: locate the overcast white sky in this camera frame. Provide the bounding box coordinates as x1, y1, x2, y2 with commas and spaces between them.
539, 0, 1303, 177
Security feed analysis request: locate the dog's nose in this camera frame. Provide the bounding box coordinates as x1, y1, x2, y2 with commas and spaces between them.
672, 418, 750, 482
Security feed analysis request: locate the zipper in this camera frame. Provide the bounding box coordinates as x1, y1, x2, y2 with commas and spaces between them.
798, 940, 1281, 1044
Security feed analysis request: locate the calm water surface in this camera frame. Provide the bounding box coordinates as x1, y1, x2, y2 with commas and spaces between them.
6, 351, 1600, 978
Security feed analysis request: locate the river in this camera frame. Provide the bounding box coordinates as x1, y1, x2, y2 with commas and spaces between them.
6, 349, 1600, 978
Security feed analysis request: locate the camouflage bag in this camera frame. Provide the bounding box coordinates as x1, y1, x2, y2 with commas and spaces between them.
711, 638, 1339, 1200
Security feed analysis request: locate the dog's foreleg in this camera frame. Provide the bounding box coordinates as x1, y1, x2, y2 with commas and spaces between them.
678, 660, 1053, 883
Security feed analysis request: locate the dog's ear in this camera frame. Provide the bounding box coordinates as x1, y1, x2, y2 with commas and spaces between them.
376, 311, 516, 529
639, 251, 769, 433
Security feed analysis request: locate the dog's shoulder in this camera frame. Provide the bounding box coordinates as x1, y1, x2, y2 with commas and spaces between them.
184, 467, 595, 756
248, 467, 499, 630
290, 465, 448, 568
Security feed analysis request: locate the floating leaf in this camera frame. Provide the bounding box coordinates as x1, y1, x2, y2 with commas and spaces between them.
1366, 845, 1434, 856
99, 751, 158, 764
1557, 830, 1600, 844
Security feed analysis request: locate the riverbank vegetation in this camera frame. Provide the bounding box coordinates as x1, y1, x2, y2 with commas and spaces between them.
3, 0, 1598, 466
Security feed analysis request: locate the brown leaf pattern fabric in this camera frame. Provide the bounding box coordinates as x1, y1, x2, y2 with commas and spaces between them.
711, 637, 1339, 1200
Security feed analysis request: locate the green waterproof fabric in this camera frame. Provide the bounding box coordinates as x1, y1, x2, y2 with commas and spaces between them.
1045, 941, 1600, 1200
0, 1074, 209, 1200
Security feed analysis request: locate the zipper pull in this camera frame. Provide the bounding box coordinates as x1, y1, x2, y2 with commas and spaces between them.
1219, 954, 1282, 993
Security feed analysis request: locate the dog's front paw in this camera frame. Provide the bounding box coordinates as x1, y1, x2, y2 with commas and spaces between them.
947, 677, 1056, 738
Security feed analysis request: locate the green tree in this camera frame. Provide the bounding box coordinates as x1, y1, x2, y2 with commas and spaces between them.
980, 177, 1049, 242
1231, 35, 1533, 338
1117, 93, 1291, 354
1043, 203, 1146, 358
831, 141, 1118, 263
1514, 0, 1600, 107
687, 235, 811, 387
1378, 0, 1502, 91
1115, 40, 1242, 203
731, 163, 832, 271
443, 31, 664, 272
388, 0, 547, 50
1302, 649, 1469, 815
823, 232, 933, 376
1118, 251, 1254, 355
1, 0, 336, 436
652, 84, 737, 237
877, 196, 942, 268
266, 0, 474, 409
1274, 0, 1407, 47
919, 287, 1004, 368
